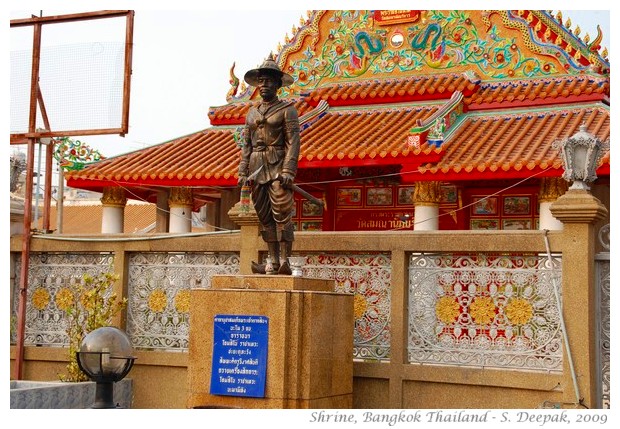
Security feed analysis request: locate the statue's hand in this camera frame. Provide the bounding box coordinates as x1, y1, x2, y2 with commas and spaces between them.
278, 172, 294, 189
237, 175, 247, 187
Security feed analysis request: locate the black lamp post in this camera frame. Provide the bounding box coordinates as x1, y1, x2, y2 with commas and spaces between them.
76, 326, 136, 409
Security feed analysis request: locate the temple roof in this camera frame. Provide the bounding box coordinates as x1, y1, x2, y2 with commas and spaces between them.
299, 73, 480, 107
66, 10, 610, 200
229, 10, 609, 102
296, 103, 442, 167
66, 98, 610, 194
468, 73, 609, 107
208, 72, 609, 125
66, 101, 443, 192
415, 103, 610, 181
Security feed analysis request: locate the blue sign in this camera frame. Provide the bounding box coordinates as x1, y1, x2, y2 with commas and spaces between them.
210, 315, 269, 398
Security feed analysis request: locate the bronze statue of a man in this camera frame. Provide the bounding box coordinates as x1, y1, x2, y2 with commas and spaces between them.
237, 54, 300, 275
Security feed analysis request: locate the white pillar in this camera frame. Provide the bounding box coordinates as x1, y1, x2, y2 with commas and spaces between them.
101, 206, 125, 233
100, 187, 126, 234
413, 181, 442, 231
168, 187, 193, 233
538, 177, 568, 230
414, 205, 439, 230
169, 206, 192, 233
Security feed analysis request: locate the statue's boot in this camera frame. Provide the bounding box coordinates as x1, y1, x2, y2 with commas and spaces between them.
250, 242, 280, 274
266, 242, 280, 274
251, 261, 266, 274
278, 241, 293, 275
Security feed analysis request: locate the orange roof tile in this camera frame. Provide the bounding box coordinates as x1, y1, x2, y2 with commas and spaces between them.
467, 74, 609, 108
415, 104, 610, 180
210, 73, 609, 128
299, 104, 443, 166
67, 128, 242, 191
303, 73, 480, 107
209, 98, 316, 126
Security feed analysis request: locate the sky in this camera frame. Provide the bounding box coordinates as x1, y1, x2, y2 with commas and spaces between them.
7, 2, 613, 160
9, 7, 309, 157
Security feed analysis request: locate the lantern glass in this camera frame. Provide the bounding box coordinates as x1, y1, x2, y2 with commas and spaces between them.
571, 144, 588, 180
78, 327, 134, 381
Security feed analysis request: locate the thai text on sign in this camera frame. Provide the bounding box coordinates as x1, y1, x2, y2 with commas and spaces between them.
210, 315, 269, 398
374, 10, 421, 25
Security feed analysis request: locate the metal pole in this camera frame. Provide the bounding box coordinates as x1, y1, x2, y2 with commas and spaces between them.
43, 141, 53, 231
36, 83, 53, 233
56, 161, 64, 234
34, 141, 42, 227
14, 19, 42, 381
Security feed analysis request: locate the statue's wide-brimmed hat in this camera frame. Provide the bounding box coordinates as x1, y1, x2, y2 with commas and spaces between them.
244, 54, 294, 87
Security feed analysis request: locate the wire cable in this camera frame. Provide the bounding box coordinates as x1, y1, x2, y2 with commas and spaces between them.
59, 162, 555, 233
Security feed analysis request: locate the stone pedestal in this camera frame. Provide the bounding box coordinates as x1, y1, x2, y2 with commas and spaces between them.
187, 275, 353, 409
550, 188, 608, 408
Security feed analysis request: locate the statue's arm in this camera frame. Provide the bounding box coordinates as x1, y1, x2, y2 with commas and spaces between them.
281, 106, 300, 179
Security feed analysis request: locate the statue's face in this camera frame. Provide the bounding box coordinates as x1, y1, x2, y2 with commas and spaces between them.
257, 73, 280, 101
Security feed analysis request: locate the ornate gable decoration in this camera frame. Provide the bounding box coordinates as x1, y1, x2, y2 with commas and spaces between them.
233, 10, 608, 100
